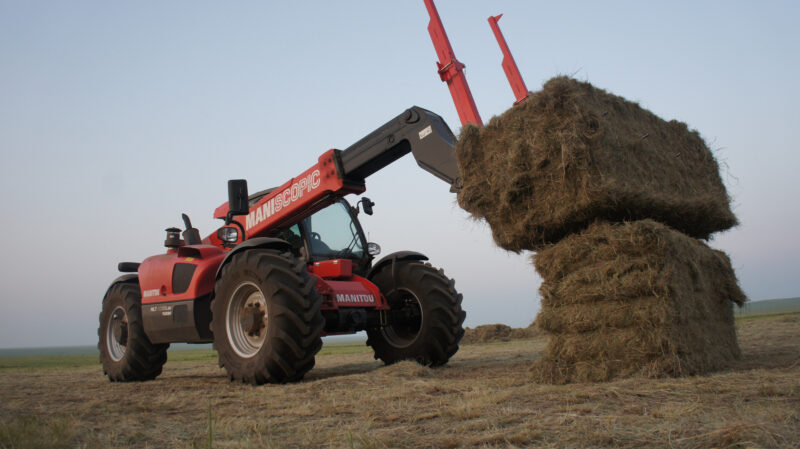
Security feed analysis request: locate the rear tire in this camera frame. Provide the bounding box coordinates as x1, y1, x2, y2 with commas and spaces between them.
211, 249, 323, 384
367, 261, 465, 366
98, 282, 169, 381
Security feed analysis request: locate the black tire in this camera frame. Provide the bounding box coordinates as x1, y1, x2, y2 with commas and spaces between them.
98, 282, 169, 381
211, 249, 323, 384
367, 261, 465, 366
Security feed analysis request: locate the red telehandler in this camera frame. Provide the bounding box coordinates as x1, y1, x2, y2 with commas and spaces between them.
98, 0, 529, 384
98, 107, 467, 384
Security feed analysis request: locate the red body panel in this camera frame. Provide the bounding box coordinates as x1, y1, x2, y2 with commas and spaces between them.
212, 149, 365, 241
138, 245, 225, 305
316, 275, 388, 311
311, 259, 352, 278
140, 245, 386, 313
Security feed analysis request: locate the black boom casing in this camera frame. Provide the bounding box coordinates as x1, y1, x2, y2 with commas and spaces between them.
338, 106, 461, 189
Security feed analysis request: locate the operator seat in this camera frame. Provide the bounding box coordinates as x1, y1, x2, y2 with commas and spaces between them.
309, 236, 332, 256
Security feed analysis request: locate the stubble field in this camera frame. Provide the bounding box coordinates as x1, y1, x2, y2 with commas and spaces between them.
1, 314, 798, 448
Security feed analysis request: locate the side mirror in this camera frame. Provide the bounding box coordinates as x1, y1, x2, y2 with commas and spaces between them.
359, 197, 375, 216
227, 179, 249, 223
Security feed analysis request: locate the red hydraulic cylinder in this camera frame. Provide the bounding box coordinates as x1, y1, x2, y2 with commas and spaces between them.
488, 14, 530, 105
423, 0, 483, 127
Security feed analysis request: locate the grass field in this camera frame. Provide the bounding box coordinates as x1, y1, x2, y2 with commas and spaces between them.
735, 297, 800, 317
1, 314, 798, 448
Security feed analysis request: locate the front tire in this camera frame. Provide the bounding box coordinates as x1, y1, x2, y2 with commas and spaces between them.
367, 261, 465, 366
211, 249, 323, 384
98, 282, 169, 381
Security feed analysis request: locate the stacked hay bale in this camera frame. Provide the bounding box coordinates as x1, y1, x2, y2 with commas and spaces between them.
455, 77, 745, 383
462, 323, 541, 344
531, 220, 745, 383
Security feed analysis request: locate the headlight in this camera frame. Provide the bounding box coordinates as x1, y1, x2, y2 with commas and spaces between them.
217, 226, 239, 243
367, 242, 381, 256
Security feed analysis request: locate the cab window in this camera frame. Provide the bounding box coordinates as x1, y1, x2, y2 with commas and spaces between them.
303, 202, 364, 259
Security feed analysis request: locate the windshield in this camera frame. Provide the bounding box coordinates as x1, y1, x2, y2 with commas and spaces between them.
303, 201, 364, 260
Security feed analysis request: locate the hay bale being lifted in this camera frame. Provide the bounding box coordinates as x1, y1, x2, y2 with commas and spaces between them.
529, 220, 745, 384
456, 77, 737, 252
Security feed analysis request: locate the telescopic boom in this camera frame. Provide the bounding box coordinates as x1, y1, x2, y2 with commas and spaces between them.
212, 106, 460, 241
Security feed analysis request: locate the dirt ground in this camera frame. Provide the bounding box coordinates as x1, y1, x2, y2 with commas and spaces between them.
1, 315, 798, 448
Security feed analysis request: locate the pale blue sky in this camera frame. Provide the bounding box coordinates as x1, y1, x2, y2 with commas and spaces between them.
1, 1, 798, 348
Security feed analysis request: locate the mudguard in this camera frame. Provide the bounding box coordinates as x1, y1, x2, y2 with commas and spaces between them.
214, 237, 292, 279
104, 273, 139, 299
366, 250, 429, 280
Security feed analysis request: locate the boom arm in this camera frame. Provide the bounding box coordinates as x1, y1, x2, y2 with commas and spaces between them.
213, 106, 460, 240
339, 106, 459, 186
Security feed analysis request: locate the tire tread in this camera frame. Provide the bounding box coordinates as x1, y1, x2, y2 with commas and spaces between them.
211, 249, 323, 384
98, 282, 169, 382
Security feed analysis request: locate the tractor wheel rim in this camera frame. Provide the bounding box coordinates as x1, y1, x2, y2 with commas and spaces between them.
226, 281, 268, 358
106, 306, 127, 362
381, 288, 423, 349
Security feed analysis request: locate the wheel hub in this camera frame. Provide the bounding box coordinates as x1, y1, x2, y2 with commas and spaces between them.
114, 322, 128, 346
382, 288, 423, 348
106, 306, 128, 362
227, 281, 269, 358
242, 302, 266, 337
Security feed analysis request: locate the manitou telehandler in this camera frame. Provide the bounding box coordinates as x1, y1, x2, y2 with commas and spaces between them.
98, 0, 530, 384
98, 107, 468, 384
